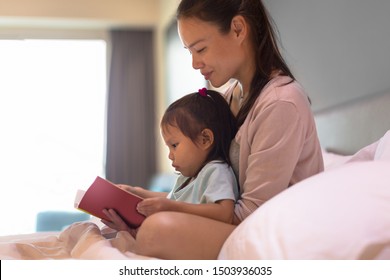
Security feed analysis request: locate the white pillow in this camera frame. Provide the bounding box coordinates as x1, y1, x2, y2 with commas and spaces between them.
375, 130, 390, 160
218, 161, 390, 259
321, 150, 351, 170
343, 129, 390, 164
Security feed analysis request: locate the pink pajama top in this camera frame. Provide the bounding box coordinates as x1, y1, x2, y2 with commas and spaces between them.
225, 75, 324, 222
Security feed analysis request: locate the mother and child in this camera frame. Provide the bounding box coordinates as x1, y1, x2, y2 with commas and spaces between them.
102, 0, 324, 259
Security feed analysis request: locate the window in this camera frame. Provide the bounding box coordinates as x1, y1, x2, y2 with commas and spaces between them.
0, 39, 107, 235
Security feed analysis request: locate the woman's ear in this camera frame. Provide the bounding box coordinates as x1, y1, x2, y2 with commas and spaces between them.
200, 128, 214, 150
231, 15, 248, 41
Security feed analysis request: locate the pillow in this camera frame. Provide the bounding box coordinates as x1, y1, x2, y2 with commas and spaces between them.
321, 150, 351, 170
343, 129, 390, 164
218, 161, 390, 259
374, 130, 390, 160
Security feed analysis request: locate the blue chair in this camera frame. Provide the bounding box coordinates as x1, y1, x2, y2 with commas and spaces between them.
36, 211, 90, 232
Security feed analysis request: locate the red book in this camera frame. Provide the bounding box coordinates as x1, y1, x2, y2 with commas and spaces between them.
74, 176, 145, 228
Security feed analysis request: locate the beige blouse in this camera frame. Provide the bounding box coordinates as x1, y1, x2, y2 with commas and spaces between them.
224, 75, 324, 223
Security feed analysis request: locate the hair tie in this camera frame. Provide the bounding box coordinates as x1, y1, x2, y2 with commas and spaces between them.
198, 87, 208, 97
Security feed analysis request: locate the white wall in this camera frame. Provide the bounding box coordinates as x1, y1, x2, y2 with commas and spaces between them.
264, 0, 390, 112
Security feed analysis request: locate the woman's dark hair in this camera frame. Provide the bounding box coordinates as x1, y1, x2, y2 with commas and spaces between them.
161, 89, 237, 166
177, 0, 296, 127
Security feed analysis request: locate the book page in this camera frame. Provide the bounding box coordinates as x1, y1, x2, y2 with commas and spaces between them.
74, 189, 86, 208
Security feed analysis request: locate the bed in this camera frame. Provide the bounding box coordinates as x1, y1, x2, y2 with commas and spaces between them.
1, 93, 389, 260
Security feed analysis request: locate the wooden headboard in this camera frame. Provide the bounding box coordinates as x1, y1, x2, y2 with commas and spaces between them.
314, 91, 390, 155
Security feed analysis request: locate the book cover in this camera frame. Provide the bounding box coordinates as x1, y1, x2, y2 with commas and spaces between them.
74, 176, 145, 228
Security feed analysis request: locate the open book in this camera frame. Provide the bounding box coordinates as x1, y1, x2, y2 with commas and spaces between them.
74, 176, 145, 228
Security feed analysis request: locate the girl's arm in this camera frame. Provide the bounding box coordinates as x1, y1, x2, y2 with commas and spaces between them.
137, 198, 235, 224
117, 184, 168, 199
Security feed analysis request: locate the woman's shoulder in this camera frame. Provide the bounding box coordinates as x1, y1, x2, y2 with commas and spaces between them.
256, 75, 311, 109
241, 75, 314, 129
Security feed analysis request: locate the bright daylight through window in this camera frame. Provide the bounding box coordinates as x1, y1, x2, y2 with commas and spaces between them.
0, 39, 106, 235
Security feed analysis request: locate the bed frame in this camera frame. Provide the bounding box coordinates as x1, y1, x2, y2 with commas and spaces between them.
314, 91, 390, 155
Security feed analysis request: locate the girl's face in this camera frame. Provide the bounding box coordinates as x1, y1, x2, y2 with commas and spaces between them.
161, 124, 209, 178
178, 17, 246, 88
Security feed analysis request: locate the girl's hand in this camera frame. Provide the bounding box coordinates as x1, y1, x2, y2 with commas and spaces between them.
117, 184, 137, 194
137, 197, 173, 216
101, 208, 138, 238
117, 184, 158, 199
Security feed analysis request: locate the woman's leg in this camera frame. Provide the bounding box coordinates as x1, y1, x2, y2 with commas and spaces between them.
133, 211, 236, 259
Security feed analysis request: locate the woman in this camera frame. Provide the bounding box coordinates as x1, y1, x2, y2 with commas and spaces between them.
104, 0, 324, 259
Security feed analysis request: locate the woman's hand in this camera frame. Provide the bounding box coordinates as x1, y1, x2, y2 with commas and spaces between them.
137, 197, 173, 216
101, 209, 138, 238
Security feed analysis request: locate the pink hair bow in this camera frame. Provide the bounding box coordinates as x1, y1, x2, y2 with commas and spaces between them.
198, 87, 207, 97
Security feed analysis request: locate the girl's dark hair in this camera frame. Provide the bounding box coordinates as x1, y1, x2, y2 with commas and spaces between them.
177, 0, 296, 127
161, 89, 237, 166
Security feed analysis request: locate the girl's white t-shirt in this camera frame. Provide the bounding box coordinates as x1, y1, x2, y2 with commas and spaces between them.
167, 160, 239, 204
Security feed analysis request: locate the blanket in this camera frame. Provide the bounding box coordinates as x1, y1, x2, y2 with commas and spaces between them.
0, 222, 154, 260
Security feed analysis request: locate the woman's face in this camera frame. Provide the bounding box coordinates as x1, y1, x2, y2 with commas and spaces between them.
178, 17, 245, 88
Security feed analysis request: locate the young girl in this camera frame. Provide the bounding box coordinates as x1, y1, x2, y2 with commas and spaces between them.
103, 88, 239, 226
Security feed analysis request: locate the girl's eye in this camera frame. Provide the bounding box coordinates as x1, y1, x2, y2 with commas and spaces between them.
197, 47, 206, 53
172, 143, 178, 148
